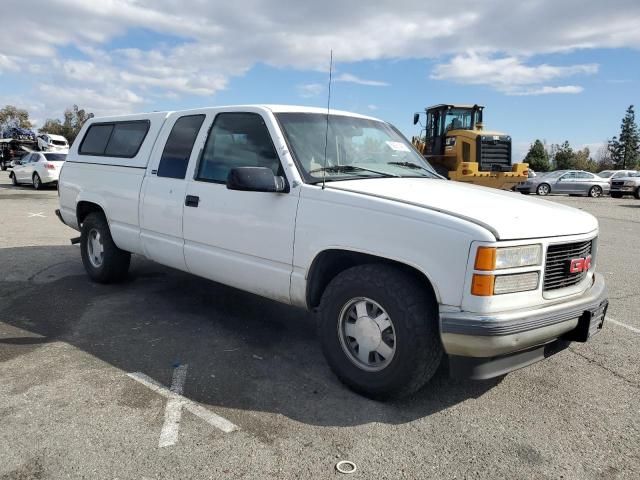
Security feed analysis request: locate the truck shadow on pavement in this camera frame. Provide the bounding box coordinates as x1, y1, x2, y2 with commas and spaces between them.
0, 245, 501, 429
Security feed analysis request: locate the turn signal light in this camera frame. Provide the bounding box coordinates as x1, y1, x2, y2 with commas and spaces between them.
471, 274, 494, 296
475, 247, 496, 270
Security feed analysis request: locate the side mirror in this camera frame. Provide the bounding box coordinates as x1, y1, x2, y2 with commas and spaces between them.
226, 167, 286, 193
413, 113, 420, 125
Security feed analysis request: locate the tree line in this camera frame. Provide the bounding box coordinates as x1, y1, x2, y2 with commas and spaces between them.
0, 104, 94, 144
523, 105, 639, 172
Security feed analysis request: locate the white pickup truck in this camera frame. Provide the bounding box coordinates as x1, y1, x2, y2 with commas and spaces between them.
56, 105, 608, 399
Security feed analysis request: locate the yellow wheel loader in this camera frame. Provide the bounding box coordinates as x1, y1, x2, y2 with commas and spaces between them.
412, 104, 528, 190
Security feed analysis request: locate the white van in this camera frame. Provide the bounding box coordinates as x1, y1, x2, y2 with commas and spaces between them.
56, 105, 608, 398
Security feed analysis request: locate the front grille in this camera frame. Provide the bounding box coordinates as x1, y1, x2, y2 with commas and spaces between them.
543, 240, 593, 291
477, 137, 511, 171
612, 180, 624, 188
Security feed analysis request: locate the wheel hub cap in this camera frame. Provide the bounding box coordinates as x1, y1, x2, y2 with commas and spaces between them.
87, 229, 104, 268
338, 297, 396, 372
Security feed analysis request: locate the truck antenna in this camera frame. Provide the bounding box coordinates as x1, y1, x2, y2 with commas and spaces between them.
322, 49, 333, 190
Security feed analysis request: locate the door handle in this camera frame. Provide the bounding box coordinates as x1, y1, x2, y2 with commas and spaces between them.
185, 195, 200, 207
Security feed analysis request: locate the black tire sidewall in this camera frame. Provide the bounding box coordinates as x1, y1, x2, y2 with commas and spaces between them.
318, 265, 441, 398
80, 213, 130, 283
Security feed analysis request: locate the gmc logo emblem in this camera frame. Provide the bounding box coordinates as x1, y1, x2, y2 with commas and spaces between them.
569, 255, 592, 274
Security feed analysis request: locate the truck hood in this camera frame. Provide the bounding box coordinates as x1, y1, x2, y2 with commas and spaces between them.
326, 178, 598, 240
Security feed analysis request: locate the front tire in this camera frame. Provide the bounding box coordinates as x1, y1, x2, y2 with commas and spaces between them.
611, 192, 623, 199
588, 185, 603, 198
536, 183, 550, 196
635, 187, 640, 200
80, 212, 131, 283
318, 264, 442, 400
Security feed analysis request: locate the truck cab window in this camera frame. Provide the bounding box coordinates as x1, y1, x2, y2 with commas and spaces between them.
157, 115, 205, 179
196, 113, 282, 183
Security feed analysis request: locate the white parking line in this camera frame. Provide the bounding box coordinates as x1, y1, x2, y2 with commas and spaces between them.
27, 212, 45, 218
608, 317, 640, 334
127, 366, 238, 448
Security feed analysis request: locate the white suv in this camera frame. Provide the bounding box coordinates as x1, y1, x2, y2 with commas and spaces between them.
37, 133, 69, 152
56, 105, 608, 398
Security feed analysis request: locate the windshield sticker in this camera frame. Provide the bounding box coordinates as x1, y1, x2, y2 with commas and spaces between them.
386, 141, 410, 152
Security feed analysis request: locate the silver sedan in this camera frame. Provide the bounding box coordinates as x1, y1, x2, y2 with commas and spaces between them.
516, 170, 610, 198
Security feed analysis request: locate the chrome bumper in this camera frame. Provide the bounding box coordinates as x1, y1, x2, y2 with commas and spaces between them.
440, 273, 607, 358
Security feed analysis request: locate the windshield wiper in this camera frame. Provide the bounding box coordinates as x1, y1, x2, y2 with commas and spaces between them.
386, 161, 432, 173
309, 165, 398, 177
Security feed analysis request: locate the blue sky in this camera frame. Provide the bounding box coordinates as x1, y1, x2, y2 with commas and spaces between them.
1, 1, 639, 161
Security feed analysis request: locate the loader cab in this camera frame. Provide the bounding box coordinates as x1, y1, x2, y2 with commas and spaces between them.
414, 104, 483, 156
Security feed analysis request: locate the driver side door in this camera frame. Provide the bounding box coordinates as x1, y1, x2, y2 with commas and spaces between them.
555, 172, 576, 193
182, 110, 299, 303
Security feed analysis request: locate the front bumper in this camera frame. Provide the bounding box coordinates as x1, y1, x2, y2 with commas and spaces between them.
611, 186, 635, 193
440, 273, 608, 377
515, 184, 534, 193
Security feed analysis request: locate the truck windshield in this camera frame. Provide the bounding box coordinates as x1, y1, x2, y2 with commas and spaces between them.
276, 113, 438, 183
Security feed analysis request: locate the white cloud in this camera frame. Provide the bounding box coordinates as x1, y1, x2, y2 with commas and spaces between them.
431, 52, 598, 94
510, 85, 584, 96
0, 0, 638, 119
367, 104, 378, 111
297, 83, 324, 98
334, 73, 389, 87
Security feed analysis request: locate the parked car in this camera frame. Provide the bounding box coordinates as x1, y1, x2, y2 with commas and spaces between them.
610, 172, 640, 199
37, 133, 70, 152
56, 105, 607, 399
597, 170, 638, 184
9, 151, 66, 189
516, 170, 610, 197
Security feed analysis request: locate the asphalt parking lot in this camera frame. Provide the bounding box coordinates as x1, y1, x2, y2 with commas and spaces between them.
1, 172, 639, 479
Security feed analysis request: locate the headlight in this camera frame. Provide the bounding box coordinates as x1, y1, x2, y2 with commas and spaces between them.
471, 272, 540, 296
475, 245, 542, 270
445, 136, 456, 147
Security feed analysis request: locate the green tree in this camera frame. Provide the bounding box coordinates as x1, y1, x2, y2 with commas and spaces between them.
552, 141, 574, 170
572, 147, 597, 172
0, 105, 32, 132
39, 105, 94, 144
613, 105, 640, 169
523, 139, 550, 172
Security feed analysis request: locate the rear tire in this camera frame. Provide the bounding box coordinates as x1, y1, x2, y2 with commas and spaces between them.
32, 173, 42, 190
80, 212, 131, 283
635, 188, 640, 200
588, 185, 602, 198
318, 264, 442, 400
536, 183, 550, 196
611, 193, 623, 199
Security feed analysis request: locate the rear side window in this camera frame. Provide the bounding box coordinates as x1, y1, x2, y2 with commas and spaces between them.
44, 153, 67, 162
79, 121, 150, 158
80, 124, 113, 155
157, 115, 205, 179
